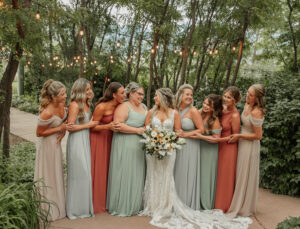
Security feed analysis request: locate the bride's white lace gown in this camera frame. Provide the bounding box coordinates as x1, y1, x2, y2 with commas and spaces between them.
140, 110, 252, 229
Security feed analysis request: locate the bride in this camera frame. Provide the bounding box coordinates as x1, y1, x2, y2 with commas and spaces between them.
140, 88, 252, 229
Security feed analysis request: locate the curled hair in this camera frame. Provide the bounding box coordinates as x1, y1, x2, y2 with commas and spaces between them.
175, 84, 194, 109
70, 78, 94, 123
97, 82, 123, 105
39, 79, 65, 113
251, 84, 267, 115
201, 94, 223, 131
152, 88, 175, 118
224, 86, 241, 103
125, 82, 143, 99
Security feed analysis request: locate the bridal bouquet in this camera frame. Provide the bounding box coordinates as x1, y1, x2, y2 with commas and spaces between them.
140, 126, 186, 160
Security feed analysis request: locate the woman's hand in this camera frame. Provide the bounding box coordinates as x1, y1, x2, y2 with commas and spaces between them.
88, 119, 99, 128
136, 127, 146, 135
228, 134, 240, 143
56, 130, 66, 145
109, 121, 122, 131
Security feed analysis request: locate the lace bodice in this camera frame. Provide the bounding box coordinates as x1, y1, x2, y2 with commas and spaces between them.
151, 110, 175, 131
241, 112, 264, 134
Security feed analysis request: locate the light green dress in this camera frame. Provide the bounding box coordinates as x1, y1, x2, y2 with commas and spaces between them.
200, 123, 222, 210
174, 107, 201, 210
106, 102, 147, 216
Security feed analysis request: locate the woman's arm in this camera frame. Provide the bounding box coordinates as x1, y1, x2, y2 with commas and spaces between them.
36, 109, 68, 137
228, 109, 263, 143
67, 102, 98, 132
114, 103, 145, 134
190, 118, 221, 143
90, 103, 116, 132
182, 107, 204, 137
145, 109, 152, 127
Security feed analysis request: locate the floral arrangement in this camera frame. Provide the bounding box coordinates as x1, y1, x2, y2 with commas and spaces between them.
140, 126, 186, 160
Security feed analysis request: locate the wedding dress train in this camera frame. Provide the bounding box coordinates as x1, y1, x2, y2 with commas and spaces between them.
139, 111, 252, 229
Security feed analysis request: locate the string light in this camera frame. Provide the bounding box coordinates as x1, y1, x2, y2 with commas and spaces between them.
49, 62, 53, 66
110, 59, 114, 63
209, 50, 213, 55
214, 49, 218, 54
193, 51, 197, 55
174, 49, 177, 53
110, 55, 113, 59
94, 60, 97, 64
94, 81, 97, 84
75, 59, 78, 63
27, 61, 31, 65
79, 30, 84, 36
150, 49, 155, 54
0, 1, 4, 7
83, 57, 87, 60
1, 47, 5, 51
156, 45, 159, 49
179, 51, 183, 56
95, 73, 98, 75
134, 51, 137, 55
117, 40, 121, 47
70, 63, 73, 66
232, 46, 237, 51
35, 10, 40, 20
41, 64, 45, 68
127, 58, 131, 63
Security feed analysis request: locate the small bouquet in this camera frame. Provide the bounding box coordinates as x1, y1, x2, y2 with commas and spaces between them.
140, 126, 186, 160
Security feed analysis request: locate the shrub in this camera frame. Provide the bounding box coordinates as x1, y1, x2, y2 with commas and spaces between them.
0, 142, 53, 228
11, 95, 39, 115
276, 216, 300, 229
259, 72, 300, 195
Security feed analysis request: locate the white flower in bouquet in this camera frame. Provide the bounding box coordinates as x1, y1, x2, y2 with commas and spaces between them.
177, 138, 186, 145
151, 131, 158, 137
159, 151, 166, 156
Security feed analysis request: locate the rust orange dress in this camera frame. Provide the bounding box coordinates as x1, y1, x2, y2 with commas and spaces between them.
214, 110, 240, 212
90, 114, 113, 213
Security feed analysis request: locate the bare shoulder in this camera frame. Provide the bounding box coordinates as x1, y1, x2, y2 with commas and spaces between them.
251, 108, 264, 119
39, 108, 53, 120
232, 111, 240, 119
94, 102, 105, 112
69, 101, 79, 111
115, 102, 129, 112
190, 106, 199, 115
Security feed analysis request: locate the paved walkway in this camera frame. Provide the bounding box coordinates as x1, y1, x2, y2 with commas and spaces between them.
10, 107, 300, 229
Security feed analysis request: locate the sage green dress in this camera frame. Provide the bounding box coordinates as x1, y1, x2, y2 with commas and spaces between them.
174, 107, 201, 210
200, 123, 222, 210
106, 102, 147, 216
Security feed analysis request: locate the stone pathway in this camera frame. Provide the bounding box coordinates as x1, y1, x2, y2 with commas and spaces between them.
10, 107, 300, 229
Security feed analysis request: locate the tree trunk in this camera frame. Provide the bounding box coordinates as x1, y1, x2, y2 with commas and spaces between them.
125, 15, 138, 85
147, 0, 170, 107
179, 0, 197, 86
231, 13, 249, 85
134, 23, 146, 82
287, 0, 298, 72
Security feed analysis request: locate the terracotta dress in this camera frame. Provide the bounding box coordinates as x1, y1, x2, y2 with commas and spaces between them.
34, 108, 67, 221
215, 110, 240, 212
227, 113, 264, 218
90, 114, 113, 213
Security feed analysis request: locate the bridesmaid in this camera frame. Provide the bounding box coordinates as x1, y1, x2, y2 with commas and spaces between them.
227, 84, 266, 218
66, 78, 98, 219
106, 82, 147, 216
35, 79, 71, 221
215, 86, 241, 213
191, 94, 223, 210
174, 84, 204, 210
90, 82, 126, 213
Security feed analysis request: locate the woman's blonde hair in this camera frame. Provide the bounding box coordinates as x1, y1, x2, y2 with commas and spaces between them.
175, 84, 194, 109
152, 88, 175, 118
70, 78, 94, 123
39, 79, 65, 113
251, 84, 267, 115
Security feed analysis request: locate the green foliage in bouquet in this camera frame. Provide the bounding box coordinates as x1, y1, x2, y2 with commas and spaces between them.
276, 216, 300, 229
259, 73, 300, 196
